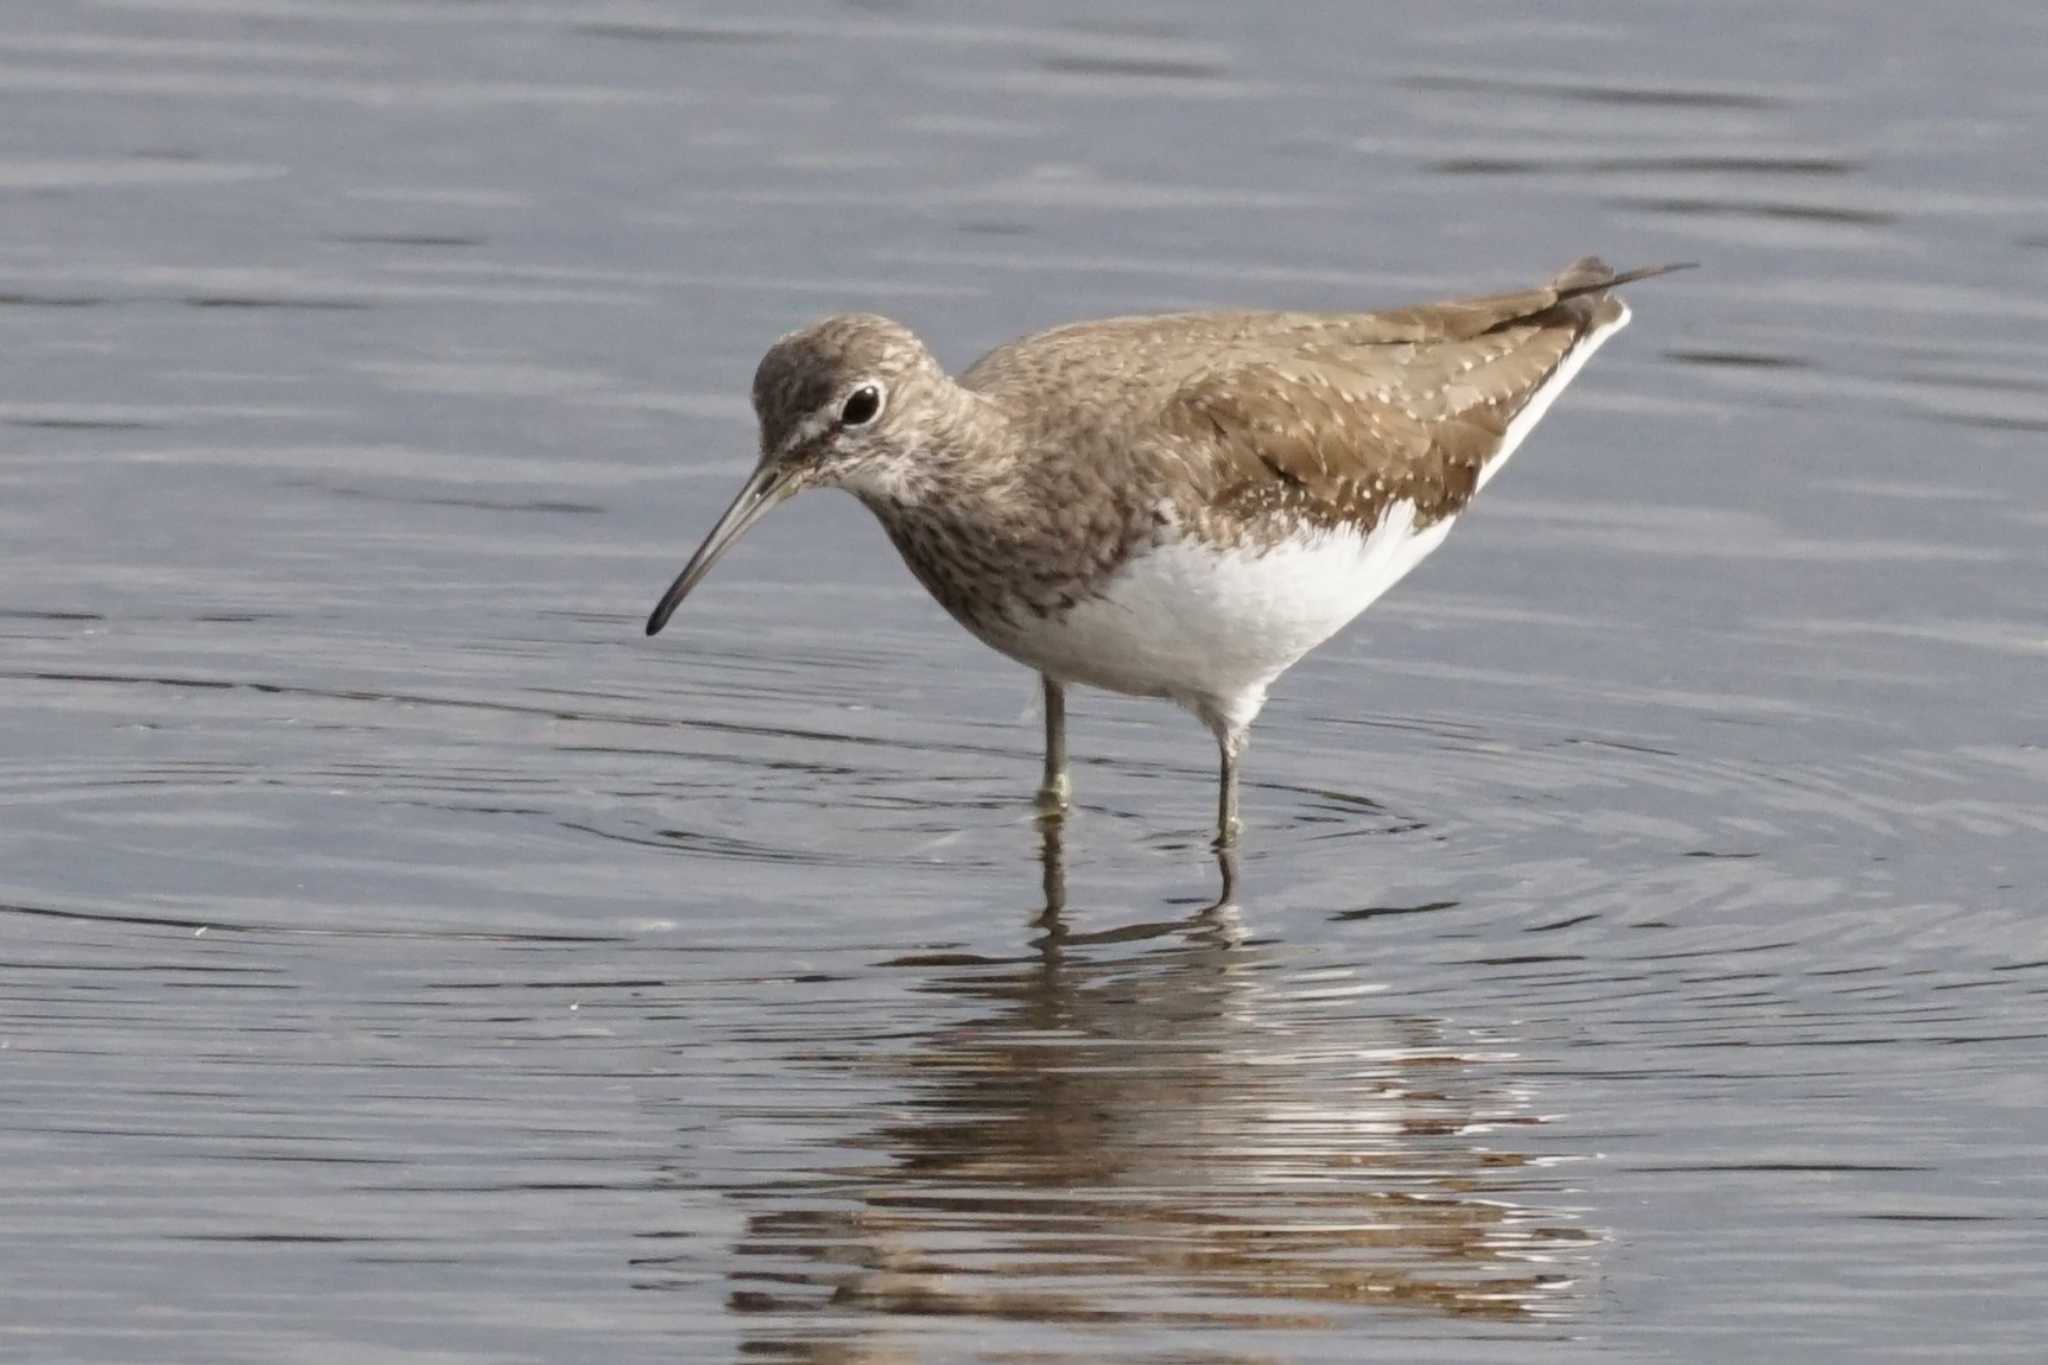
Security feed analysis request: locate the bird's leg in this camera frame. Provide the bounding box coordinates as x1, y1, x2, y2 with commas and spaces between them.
1214, 724, 1246, 848
1035, 675, 1070, 814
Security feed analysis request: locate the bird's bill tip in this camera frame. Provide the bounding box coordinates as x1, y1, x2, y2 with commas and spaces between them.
643, 463, 792, 637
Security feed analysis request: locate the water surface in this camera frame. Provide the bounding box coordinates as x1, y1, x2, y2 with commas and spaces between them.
3, 1, 2045, 1360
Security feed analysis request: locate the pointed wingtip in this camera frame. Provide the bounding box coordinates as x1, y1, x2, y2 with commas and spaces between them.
1613, 260, 1700, 285
1551, 259, 1697, 301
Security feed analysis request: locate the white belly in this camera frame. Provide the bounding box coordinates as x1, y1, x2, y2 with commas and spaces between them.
992, 500, 1451, 730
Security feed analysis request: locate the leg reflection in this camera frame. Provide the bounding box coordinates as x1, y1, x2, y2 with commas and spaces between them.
1032, 809, 1241, 947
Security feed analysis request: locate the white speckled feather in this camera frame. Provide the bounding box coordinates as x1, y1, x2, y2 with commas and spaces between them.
1480, 300, 1630, 492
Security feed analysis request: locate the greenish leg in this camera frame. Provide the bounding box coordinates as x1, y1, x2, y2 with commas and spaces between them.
1036, 675, 1070, 813
1215, 726, 1245, 848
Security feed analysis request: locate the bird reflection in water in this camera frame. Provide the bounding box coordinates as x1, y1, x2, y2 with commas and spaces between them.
716, 819, 1596, 1353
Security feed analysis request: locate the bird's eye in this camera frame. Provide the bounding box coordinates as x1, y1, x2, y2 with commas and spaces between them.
840, 384, 883, 427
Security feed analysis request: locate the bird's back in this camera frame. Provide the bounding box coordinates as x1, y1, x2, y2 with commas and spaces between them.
958, 258, 1674, 541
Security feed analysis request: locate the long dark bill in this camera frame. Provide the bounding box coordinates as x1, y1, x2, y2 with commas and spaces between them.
645, 463, 797, 636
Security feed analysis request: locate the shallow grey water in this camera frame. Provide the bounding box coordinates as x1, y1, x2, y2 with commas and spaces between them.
4, 1, 2046, 1361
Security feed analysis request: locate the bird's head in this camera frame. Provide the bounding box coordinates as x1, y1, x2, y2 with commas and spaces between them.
645, 314, 951, 636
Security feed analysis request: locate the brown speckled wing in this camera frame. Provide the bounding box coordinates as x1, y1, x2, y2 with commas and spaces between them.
962, 258, 1680, 541
1157, 305, 1606, 538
